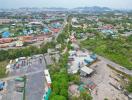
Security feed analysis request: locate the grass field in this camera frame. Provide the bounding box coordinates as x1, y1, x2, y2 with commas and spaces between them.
80, 36, 132, 70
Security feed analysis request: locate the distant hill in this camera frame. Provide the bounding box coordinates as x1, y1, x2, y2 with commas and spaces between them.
72, 6, 112, 12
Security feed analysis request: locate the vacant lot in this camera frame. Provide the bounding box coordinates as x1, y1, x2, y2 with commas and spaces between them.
81, 59, 128, 100
81, 35, 132, 70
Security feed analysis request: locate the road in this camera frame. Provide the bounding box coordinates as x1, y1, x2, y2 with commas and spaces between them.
25, 55, 46, 100
0, 70, 44, 81
25, 72, 45, 100
97, 55, 132, 76
54, 16, 68, 41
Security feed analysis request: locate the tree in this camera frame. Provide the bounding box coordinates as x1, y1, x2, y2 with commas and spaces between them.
60, 89, 68, 98
50, 95, 66, 100
126, 81, 132, 93
80, 91, 92, 100
52, 81, 59, 94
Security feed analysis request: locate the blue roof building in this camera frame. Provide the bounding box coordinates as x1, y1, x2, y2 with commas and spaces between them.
23, 30, 28, 35
51, 23, 61, 29
43, 28, 50, 33
2, 32, 10, 38
101, 30, 115, 35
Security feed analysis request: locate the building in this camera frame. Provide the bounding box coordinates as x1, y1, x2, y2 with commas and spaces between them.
2, 32, 10, 38
16, 41, 23, 47
0, 19, 12, 25
80, 66, 93, 77
44, 69, 52, 87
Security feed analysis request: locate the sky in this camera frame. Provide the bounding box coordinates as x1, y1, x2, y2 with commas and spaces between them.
1, 0, 132, 9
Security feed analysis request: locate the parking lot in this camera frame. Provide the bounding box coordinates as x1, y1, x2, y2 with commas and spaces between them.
0, 79, 23, 100
8, 54, 45, 77
0, 54, 47, 100
25, 72, 45, 100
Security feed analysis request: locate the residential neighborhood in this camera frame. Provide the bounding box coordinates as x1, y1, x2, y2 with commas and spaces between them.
0, 1, 132, 100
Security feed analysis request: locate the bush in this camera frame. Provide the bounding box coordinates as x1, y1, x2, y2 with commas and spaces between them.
126, 81, 132, 93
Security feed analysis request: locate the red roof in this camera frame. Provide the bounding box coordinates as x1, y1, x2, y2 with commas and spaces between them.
51, 28, 60, 33
0, 38, 13, 43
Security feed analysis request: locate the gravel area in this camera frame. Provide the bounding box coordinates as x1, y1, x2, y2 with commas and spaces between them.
81, 59, 128, 100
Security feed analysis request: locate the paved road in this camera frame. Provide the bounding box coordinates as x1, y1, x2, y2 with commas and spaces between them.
25, 72, 45, 100
97, 55, 132, 76
25, 55, 46, 100
1, 70, 44, 81
1, 79, 23, 100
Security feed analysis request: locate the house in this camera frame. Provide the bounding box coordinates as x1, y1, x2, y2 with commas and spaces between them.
51, 28, 60, 33
51, 22, 61, 29
68, 50, 97, 74
101, 29, 118, 38
15, 41, 23, 47
80, 66, 93, 77
2, 32, 10, 38
0, 19, 12, 25
43, 28, 50, 33
0, 38, 13, 44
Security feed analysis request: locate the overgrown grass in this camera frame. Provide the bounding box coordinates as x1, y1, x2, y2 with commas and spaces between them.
0, 61, 8, 78
81, 36, 132, 70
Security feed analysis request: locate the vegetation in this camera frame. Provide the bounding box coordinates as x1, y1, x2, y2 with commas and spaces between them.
0, 61, 8, 78
70, 91, 93, 100
0, 41, 57, 78
80, 91, 92, 100
104, 98, 109, 100
126, 81, 132, 93
48, 19, 70, 99
68, 74, 80, 85
81, 35, 132, 69
50, 18, 92, 99
0, 41, 57, 62
49, 51, 69, 100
